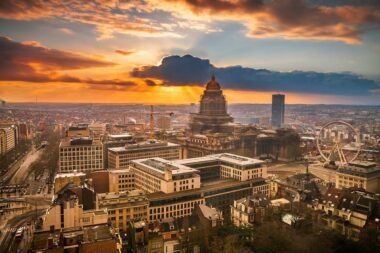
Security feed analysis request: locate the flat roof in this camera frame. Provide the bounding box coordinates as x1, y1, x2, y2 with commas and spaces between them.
108, 140, 179, 152
108, 168, 131, 174
54, 172, 86, 179
132, 157, 198, 176
175, 153, 265, 166
108, 133, 132, 139
60, 138, 101, 147
97, 189, 146, 200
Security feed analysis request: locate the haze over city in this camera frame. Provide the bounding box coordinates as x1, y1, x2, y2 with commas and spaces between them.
0, 1, 380, 253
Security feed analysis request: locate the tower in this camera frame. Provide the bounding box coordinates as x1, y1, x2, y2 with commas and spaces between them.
189, 75, 233, 133
271, 94, 285, 128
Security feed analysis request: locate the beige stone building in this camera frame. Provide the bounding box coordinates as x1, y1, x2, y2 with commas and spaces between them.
59, 138, 103, 173
108, 140, 181, 169
336, 162, 380, 193
96, 190, 148, 231
131, 157, 201, 194
108, 169, 135, 192
0, 126, 16, 155
41, 193, 107, 231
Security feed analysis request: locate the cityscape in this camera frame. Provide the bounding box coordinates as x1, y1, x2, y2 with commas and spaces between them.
0, 1, 380, 253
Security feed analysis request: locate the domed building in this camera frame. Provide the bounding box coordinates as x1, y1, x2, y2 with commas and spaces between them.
174, 75, 301, 160
189, 75, 233, 133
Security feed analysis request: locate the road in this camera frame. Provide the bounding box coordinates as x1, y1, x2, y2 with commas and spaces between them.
0, 209, 45, 253
10, 147, 43, 184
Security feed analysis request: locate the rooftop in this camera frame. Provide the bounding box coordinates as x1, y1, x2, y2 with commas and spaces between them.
108, 139, 179, 152
175, 153, 265, 166
108, 133, 132, 139
133, 157, 198, 176
54, 172, 86, 179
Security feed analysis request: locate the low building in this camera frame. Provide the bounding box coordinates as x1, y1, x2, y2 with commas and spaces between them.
59, 137, 103, 173
231, 193, 270, 227
96, 190, 148, 231
336, 161, 380, 193
31, 224, 119, 253
53, 172, 86, 193
312, 187, 380, 240
108, 140, 181, 169
41, 184, 100, 231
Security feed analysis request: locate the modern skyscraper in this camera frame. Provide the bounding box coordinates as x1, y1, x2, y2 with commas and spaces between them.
271, 94, 285, 128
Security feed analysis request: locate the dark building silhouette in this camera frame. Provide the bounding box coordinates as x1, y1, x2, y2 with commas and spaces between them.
271, 94, 285, 128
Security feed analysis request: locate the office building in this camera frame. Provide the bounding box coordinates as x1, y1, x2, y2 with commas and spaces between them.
108, 169, 135, 192
336, 161, 380, 193
96, 190, 148, 231
131, 158, 201, 194
271, 94, 285, 128
107, 140, 181, 169
59, 138, 103, 173
103, 132, 135, 169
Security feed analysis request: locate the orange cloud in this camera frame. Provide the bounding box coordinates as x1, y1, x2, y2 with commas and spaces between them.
59, 27, 74, 34
115, 49, 135, 56
1, 0, 378, 43
158, 0, 380, 43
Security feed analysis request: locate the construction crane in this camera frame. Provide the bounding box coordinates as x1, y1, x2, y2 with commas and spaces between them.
149, 105, 174, 139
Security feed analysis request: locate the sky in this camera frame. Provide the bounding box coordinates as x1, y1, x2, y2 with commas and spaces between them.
0, 0, 380, 105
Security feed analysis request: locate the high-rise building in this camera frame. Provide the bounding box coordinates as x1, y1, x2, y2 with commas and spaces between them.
59, 138, 103, 173
271, 94, 285, 128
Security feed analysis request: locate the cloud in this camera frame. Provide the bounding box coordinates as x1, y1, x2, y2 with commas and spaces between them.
157, 0, 380, 43
0, 36, 138, 88
1, 0, 379, 43
131, 54, 379, 96
0, 0, 183, 39
59, 28, 74, 35
115, 49, 134, 56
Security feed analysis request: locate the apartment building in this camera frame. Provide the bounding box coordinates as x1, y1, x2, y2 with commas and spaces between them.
0, 126, 17, 155
59, 138, 103, 173
131, 157, 201, 194
336, 161, 380, 193
108, 140, 180, 169
96, 190, 148, 231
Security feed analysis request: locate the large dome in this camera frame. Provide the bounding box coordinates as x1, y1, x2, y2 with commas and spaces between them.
205, 74, 221, 90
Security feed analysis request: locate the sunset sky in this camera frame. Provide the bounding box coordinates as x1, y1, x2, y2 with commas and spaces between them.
0, 0, 380, 104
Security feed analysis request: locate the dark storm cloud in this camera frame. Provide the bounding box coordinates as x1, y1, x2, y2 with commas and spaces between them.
131, 54, 379, 96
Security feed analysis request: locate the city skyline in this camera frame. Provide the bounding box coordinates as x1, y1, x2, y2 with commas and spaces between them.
1, 0, 380, 105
